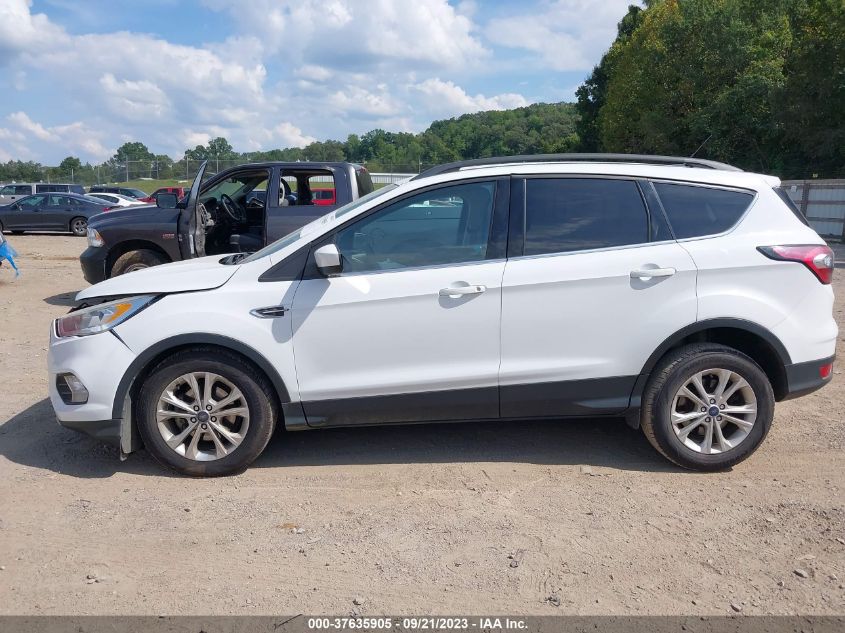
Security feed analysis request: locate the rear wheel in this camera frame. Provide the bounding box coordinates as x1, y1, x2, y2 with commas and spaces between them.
110, 249, 167, 277
70, 217, 87, 236
137, 349, 277, 476
640, 343, 774, 471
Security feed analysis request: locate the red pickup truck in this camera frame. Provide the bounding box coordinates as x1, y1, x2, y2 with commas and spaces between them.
312, 187, 336, 206
140, 187, 188, 204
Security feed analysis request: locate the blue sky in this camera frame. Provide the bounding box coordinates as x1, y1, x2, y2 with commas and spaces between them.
1, 0, 636, 163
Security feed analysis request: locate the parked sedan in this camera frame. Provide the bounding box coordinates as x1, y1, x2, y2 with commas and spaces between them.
87, 192, 147, 208
89, 185, 149, 200
0, 193, 116, 236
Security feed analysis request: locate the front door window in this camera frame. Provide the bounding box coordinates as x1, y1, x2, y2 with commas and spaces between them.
333, 181, 495, 273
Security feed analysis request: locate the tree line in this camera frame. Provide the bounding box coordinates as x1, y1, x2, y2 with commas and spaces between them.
1, 0, 841, 185
576, 0, 844, 178
0, 103, 579, 186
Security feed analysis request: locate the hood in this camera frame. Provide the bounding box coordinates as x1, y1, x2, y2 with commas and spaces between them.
87, 203, 167, 226
76, 255, 238, 301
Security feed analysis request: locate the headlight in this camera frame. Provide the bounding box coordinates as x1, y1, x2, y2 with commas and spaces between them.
87, 227, 104, 247
56, 295, 156, 337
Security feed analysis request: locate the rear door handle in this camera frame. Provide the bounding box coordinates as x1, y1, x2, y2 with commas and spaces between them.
630, 267, 676, 279
439, 284, 486, 297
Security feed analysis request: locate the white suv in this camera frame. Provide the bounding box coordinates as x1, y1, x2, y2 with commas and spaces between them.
48, 155, 837, 476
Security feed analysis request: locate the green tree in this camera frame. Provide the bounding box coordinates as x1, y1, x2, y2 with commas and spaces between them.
113, 141, 153, 162
575, 5, 643, 151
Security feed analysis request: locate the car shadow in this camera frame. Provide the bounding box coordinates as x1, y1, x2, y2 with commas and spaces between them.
0, 399, 166, 479
1, 398, 679, 478
43, 291, 79, 306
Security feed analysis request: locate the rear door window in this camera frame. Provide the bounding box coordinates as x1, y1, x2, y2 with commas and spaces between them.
523, 178, 649, 256
653, 182, 754, 239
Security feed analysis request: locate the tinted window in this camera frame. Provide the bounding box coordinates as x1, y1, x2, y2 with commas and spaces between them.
47, 195, 70, 206
524, 178, 648, 255
654, 183, 753, 239
14, 185, 31, 195
36, 184, 65, 193
18, 195, 46, 208
334, 181, 495, 273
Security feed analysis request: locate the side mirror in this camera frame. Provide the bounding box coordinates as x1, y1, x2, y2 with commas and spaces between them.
156, 192, 178, 208
314, 243, 342, 276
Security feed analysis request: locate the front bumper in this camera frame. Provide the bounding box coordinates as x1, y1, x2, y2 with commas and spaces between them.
49, 324, 137, 448
782, 355, 835, 400
80, 246, 109, 284
56, 418, 122, 447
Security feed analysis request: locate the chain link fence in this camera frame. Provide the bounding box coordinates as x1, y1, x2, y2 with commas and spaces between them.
17, 159, 432, 188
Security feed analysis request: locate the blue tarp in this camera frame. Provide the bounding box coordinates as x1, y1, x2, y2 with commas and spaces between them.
0, 239, 19, 276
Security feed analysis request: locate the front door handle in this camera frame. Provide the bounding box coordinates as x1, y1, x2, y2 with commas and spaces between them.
439, 284, 486, 297
630, 267, 676, 279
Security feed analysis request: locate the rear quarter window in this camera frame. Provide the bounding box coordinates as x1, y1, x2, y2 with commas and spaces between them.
653, 182, 754, 239
773, 186, 809, 226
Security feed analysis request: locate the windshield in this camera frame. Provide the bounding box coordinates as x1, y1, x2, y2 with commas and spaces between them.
241, 184, 397, 264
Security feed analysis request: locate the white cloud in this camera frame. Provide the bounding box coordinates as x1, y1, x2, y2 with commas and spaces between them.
328, 86, 403, 118
5, 111, 111, 160
410, 79, 530, 119
486, 0, 635, 71
8, 111, 51, 141
0, 0, 546, 163
0, 0, 64, 62
271, 122, 316, 147
203, 0, 488, 69
99, 74, 171, 121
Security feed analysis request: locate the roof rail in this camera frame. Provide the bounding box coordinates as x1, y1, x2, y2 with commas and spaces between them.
412, 153, 743, 180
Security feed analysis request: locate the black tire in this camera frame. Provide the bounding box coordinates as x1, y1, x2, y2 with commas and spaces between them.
137, 349, 277, 476
640, 343, 774, 471
110, 249, 167, 277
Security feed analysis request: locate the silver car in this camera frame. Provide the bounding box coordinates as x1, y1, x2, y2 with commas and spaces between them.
0, 182, 85, 205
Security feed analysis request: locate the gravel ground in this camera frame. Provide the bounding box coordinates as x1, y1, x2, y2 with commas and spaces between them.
0, 233, 843, 616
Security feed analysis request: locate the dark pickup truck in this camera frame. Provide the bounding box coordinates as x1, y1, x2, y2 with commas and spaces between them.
80, 161, 374, 283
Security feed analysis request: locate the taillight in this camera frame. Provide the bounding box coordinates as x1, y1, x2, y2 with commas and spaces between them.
820, 363, 833, 379
757, 244, 834, 284
104, 206, 118, 212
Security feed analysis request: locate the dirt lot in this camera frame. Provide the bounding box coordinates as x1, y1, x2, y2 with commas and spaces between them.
0, 234, 843, 616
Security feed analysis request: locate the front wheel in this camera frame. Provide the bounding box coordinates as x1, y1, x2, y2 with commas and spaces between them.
640, 343, 774, 471
137, 349, 277, 476
110, 249, 167, 277
70, 217, 87, 236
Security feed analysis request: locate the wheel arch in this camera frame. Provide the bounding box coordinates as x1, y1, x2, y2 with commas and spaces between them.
113, 334, 291, 451
69, 215, 88, 233
106, 240, 172, 276
627, 318, 792, 428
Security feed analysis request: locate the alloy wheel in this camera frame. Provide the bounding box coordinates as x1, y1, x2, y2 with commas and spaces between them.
72, 218, 87, 235
155, 372, 250, 461
670, 368, 757, 454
